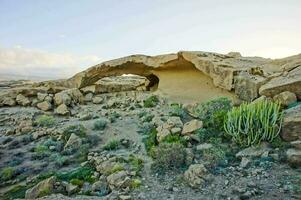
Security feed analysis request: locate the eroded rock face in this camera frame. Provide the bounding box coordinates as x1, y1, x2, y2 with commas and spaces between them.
260, 66, 301, 99
281, 104, 301, 141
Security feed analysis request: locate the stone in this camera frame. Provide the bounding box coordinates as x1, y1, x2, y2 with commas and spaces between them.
92, 96, 103, 104
2, 97, 16, 106
119, 195, 132, 200
37, 101, 52, 111
171, 127, 181, 134
17, 120, 33, 134
56, 104, 70, 115
281, 104, 301, 141
236, 144, 271, 158
273, 91, 297, 107
16, 94, 31, 106
64, 133, 82, 150
291, 140, 301, 150
251, 95, 272, 104
260, 66, 301, 99
234, 72, 267, 102
182, 119, 203, 135
37, 92, 48, 101
32, 130, 48, 140
54, 88, 83, 106
25, 176, 56, 199
184, 164, 209, 188
156, 125, 171, 142
84, 93, 93, 102
240, 157, 251, 168
65, 183, 79, 195
167, 117, 183, 128
286, 148, 301, 167
91, 180, 110, 195
106, 170, 131, 190
196, 143, 213, 151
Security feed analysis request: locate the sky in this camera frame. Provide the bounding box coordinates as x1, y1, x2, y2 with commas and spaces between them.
0, 0, 301, 79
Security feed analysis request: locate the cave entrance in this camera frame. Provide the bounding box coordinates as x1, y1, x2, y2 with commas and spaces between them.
120, 73, 159, 92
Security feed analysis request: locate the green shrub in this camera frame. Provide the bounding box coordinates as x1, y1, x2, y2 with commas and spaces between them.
142, 128, 158, 153
35, 115, 56, 127
128, 155, 144, 173
34, 145, 50, 159
195, 97, 232, 129
224, 100, 283, 147
70, 178, 84, 187
75, 144, 90, 162
49, 153, 69, 167
108, 164, 124, 175
201, 145, 226, 166
160, 134, 187, 146
2, 185, 27, 200
130, 179, 142, 189
103, 140, 119, 151
150, 143, 187, 172
141, 114, 154, 123
62, 124, 86, 142
93, 119, 107, 130
56, 166, 95, 183
109, 111, 121, 123
143, 95, 159, 108
169, 103, 186, 119
0, 167, 15, 181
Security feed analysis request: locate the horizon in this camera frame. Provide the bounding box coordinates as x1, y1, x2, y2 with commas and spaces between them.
1, 0, 301, 79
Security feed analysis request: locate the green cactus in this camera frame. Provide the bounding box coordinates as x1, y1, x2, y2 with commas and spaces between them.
224, 100, 283, 146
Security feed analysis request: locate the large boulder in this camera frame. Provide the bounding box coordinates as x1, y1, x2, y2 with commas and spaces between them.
281, 104, 301, 141
260, 66, 301, 99
106, 170, 131, 190
37, 101, 52, 111
54, 88, 83, 106
234, 72, 267, 102
64, 133, 82, 150
16, 94, 31, 106
55, 104, 70, 115
25, 176, 56, 199
273, 91, 297, 107
182, 119, 203, 135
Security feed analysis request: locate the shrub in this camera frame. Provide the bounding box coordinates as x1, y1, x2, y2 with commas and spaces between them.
224, 100, 283, 147
34, 145, 50, 159
160, 134, 187, 146
108, 164, 124, 174
201, 145, 226, 166
103, 140, 119, 151
130, 179, 142, 189
35, 115, 56, 127
62, 124, 86, 142
150, 143, 186, 172
93, 119, 107, 130
142, 128, 158, 153
49, 153, 69, 167
75, 144, 90, 162
141, 114, 154, 123
56, 166, 95, 183
70, 178, 84, 187
128, 155, 144, 173
195, 97, 232, 129
2, 185, 27, 199
169, 103, 186, 119
109, 111, 121, 123
143, 95, 159, 108
0, 167, 15, 181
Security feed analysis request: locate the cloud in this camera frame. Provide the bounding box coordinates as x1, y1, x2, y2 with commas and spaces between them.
0, 46, 101, 79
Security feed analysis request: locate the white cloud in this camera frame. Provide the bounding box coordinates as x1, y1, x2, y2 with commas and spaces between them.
0, 46, 101, 79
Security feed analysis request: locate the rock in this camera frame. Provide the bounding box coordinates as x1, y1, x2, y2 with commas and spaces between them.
32, 130, 48, 140
184, 164, 209, 188
106, 170, 131, 190
236, 144, 271, 158
63, 182, 79, 195
17, 120, 33, 134
91, 180, 110, 195
182, 119, 203, 135
291, 140, 301, 150
25, 176, 56, 199
54, 88, 83, 106
37, 101, 52, 111
64, 133, 82, 150
251, 95, 272, 104
156, 125, 171, 142
56, 104, 70, 115
281, 104, 301, 141
171, 127, 181, 134
240, 157, 251, 168
84, 93, 93, 102
156, 117, 183, 142
119, 195, 132, 200
196, 143, 213, 151
286, 148, 301, 167
234, 72, 267, 102
167, 117, 183, 128
16, 94, 31, 106
2, 97, 16, 106
92, 96, 103, 104
37, 92, 48, 101
259, 66, 301, 99
273, 91, 297, 107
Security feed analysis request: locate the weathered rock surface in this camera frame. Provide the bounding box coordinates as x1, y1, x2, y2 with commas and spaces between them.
16, 94, 31, 106
182, 119, 203, 135
37, 101, 52, 111
273, 91, 297, 107
54, 88, 83, 106
281, 104, 301, 141
286, 148, 301, 167
55, 104, 70, 115
64, 133, 82, 150
25, 176, 56, 199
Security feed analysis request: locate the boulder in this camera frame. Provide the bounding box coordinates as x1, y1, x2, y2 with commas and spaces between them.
84, 93, 93, 102
281, 104, 301, 141
286, 148, 301, 167
92, 96, 103, 104
106, 170, 131, 190
156, 116, 183, 142
54, 88, 83, 106
91, 180, 110, 195
25, 176, 56, 199
37, 92, 48, 101
55, 104, 70, 115
2, 97, 16, 106
182, 119, 203, 135
64, 133, 82, 150
234, 72, 267, 102
184, 164, 209, 188
273, 91, 297, 107
37, 101, 52, 111
259, 66, 301, 99
196, 143, 213, 151
236, 143, 271, 158
16, 94, 31, 106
